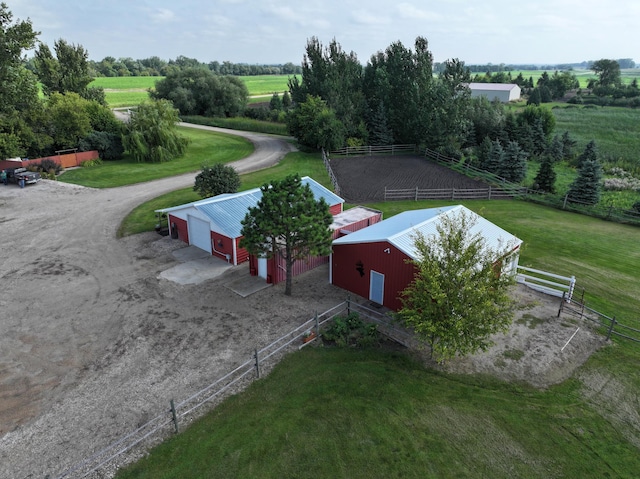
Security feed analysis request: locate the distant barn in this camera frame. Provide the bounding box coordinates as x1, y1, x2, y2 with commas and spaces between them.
468, 83, 521, 103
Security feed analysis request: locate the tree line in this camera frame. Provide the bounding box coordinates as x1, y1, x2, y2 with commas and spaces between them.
25, 55, 303, 78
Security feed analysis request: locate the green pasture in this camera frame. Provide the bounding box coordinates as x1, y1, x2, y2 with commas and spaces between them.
509, 69, 640, 88
92, 75, 292, 108
59, 127, 253, 188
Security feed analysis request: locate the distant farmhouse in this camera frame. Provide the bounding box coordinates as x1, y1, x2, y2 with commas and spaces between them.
468, 83, 521, 103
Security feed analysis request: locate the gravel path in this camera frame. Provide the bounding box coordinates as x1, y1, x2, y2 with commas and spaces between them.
0, 127, 350, 479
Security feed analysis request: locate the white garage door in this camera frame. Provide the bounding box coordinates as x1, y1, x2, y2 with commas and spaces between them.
187, 215, 212, 253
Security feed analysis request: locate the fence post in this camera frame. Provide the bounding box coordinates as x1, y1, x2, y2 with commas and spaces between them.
488, 185, 492, 200
415, 186, 418, 201
314, 311, 320, 338
347, 294, 351, 315
254, 348, 261, 379
563, 194, 569, 209
170, 399, 179, 434
557, 291, 566, 317
606, 316, 617, 341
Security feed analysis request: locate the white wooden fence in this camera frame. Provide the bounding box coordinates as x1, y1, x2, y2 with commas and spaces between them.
516, 265, 576, 301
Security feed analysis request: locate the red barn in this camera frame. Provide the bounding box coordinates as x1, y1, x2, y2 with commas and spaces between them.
330, 205, 522, 311
156, 177, 343, 266
249, 206, 383, 284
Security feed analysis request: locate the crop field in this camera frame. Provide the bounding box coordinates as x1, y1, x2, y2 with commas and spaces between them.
91, 74, 292, 107
508, 69, 640, 88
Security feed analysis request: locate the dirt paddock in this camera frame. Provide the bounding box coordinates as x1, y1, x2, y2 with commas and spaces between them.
0, 154, 604, 478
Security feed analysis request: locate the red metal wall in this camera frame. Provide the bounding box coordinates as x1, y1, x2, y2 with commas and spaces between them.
210, 232, 234, 262
332, 213, 382, 239
235, 238, 249, 265
331, 241, 416, 311
168, 215, 189, 244
329, 203, 343, 215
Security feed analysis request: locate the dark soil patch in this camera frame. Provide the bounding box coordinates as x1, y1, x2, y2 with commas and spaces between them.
330, 155, 489, 202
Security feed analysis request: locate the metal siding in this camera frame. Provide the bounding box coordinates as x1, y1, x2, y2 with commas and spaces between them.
329, 203, 343, 215
211, 232, 234, 262
235, 237, 249, 265
168, 215, 189, 244
332, 241, 416, 311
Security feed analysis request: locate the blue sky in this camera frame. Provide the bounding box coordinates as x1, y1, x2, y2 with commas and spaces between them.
9, 0, 638, 65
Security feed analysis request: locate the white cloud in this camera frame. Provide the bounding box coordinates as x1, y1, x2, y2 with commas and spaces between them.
396, 3, 442, 21
149, 8, 176, 24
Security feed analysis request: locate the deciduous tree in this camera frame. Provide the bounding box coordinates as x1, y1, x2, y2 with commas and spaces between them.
398, 209, 516, 362
123, 99, 189, 163
193, 163, 240, 198
240, 174, 333, 296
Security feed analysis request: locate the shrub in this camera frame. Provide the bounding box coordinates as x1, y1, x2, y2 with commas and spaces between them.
80, 158, 103, 167
322, 312, 379, 348
79, 131, 124, 161
32, 158, 62, 175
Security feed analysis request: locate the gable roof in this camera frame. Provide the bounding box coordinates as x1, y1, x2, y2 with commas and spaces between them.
468, 82, 520, 92
157, 176, 343, 238
332, 205, 522, 260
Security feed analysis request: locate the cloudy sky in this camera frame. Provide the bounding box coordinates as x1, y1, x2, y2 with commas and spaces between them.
8, 0, 638, 66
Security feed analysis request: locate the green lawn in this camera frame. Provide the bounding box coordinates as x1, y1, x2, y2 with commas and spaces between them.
116, 347, 639, 479
59, 127, 253, 188
94, 143, 640, 478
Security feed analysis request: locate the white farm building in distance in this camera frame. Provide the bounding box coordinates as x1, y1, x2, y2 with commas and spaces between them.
468, 83, 521, 102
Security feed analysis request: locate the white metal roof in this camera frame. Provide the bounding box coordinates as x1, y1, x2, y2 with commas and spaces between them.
468, 82, 520, 92
332, 205, 522, 260
156, 176, 344, 238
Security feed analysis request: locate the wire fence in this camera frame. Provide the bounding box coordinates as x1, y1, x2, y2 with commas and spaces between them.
52, 298, 408, 479
558, 291, 640, 344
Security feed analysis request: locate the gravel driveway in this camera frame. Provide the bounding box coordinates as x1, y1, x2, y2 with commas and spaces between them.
0, 127, 348, 478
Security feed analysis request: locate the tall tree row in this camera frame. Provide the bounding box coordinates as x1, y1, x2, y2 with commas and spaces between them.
288, 36, 472, 152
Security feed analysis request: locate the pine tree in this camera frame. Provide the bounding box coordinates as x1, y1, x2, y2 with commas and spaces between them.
576, 140, 597, 168
561, 131, 577, 161
502, 141, 528, 182
546, 135, 564, 163
533, 155, 556, 193
567, 157, 602, 205
485, 139, 505, 175
240, 174, 333, 295
368, 100, 394, 146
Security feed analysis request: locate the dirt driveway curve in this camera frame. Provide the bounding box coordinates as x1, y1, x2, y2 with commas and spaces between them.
0, 126, 349, 478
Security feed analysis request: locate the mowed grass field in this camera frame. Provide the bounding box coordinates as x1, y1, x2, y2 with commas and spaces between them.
91, 75, 292, 107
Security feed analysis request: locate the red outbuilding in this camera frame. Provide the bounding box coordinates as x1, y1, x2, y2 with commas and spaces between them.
156, 177, 343, 266
330, 205, 522, 311
248, 206, 383, 284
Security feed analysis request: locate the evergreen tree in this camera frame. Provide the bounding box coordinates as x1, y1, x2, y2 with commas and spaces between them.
533, 155, 557, 193
281, 90, 292, 109
269, 92, 283, 111
560, 131, 577, 161
531, 117, 548, 155
527, 88, 541, 105
368, 100, 394, 145
576, 140, 597, 168
476, 136, 493, 169
502, 141, 528, 182
567, 157, 602, 205
546, 135, 564, 162
486, 139, 505, 175
240, 174, 333, 296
